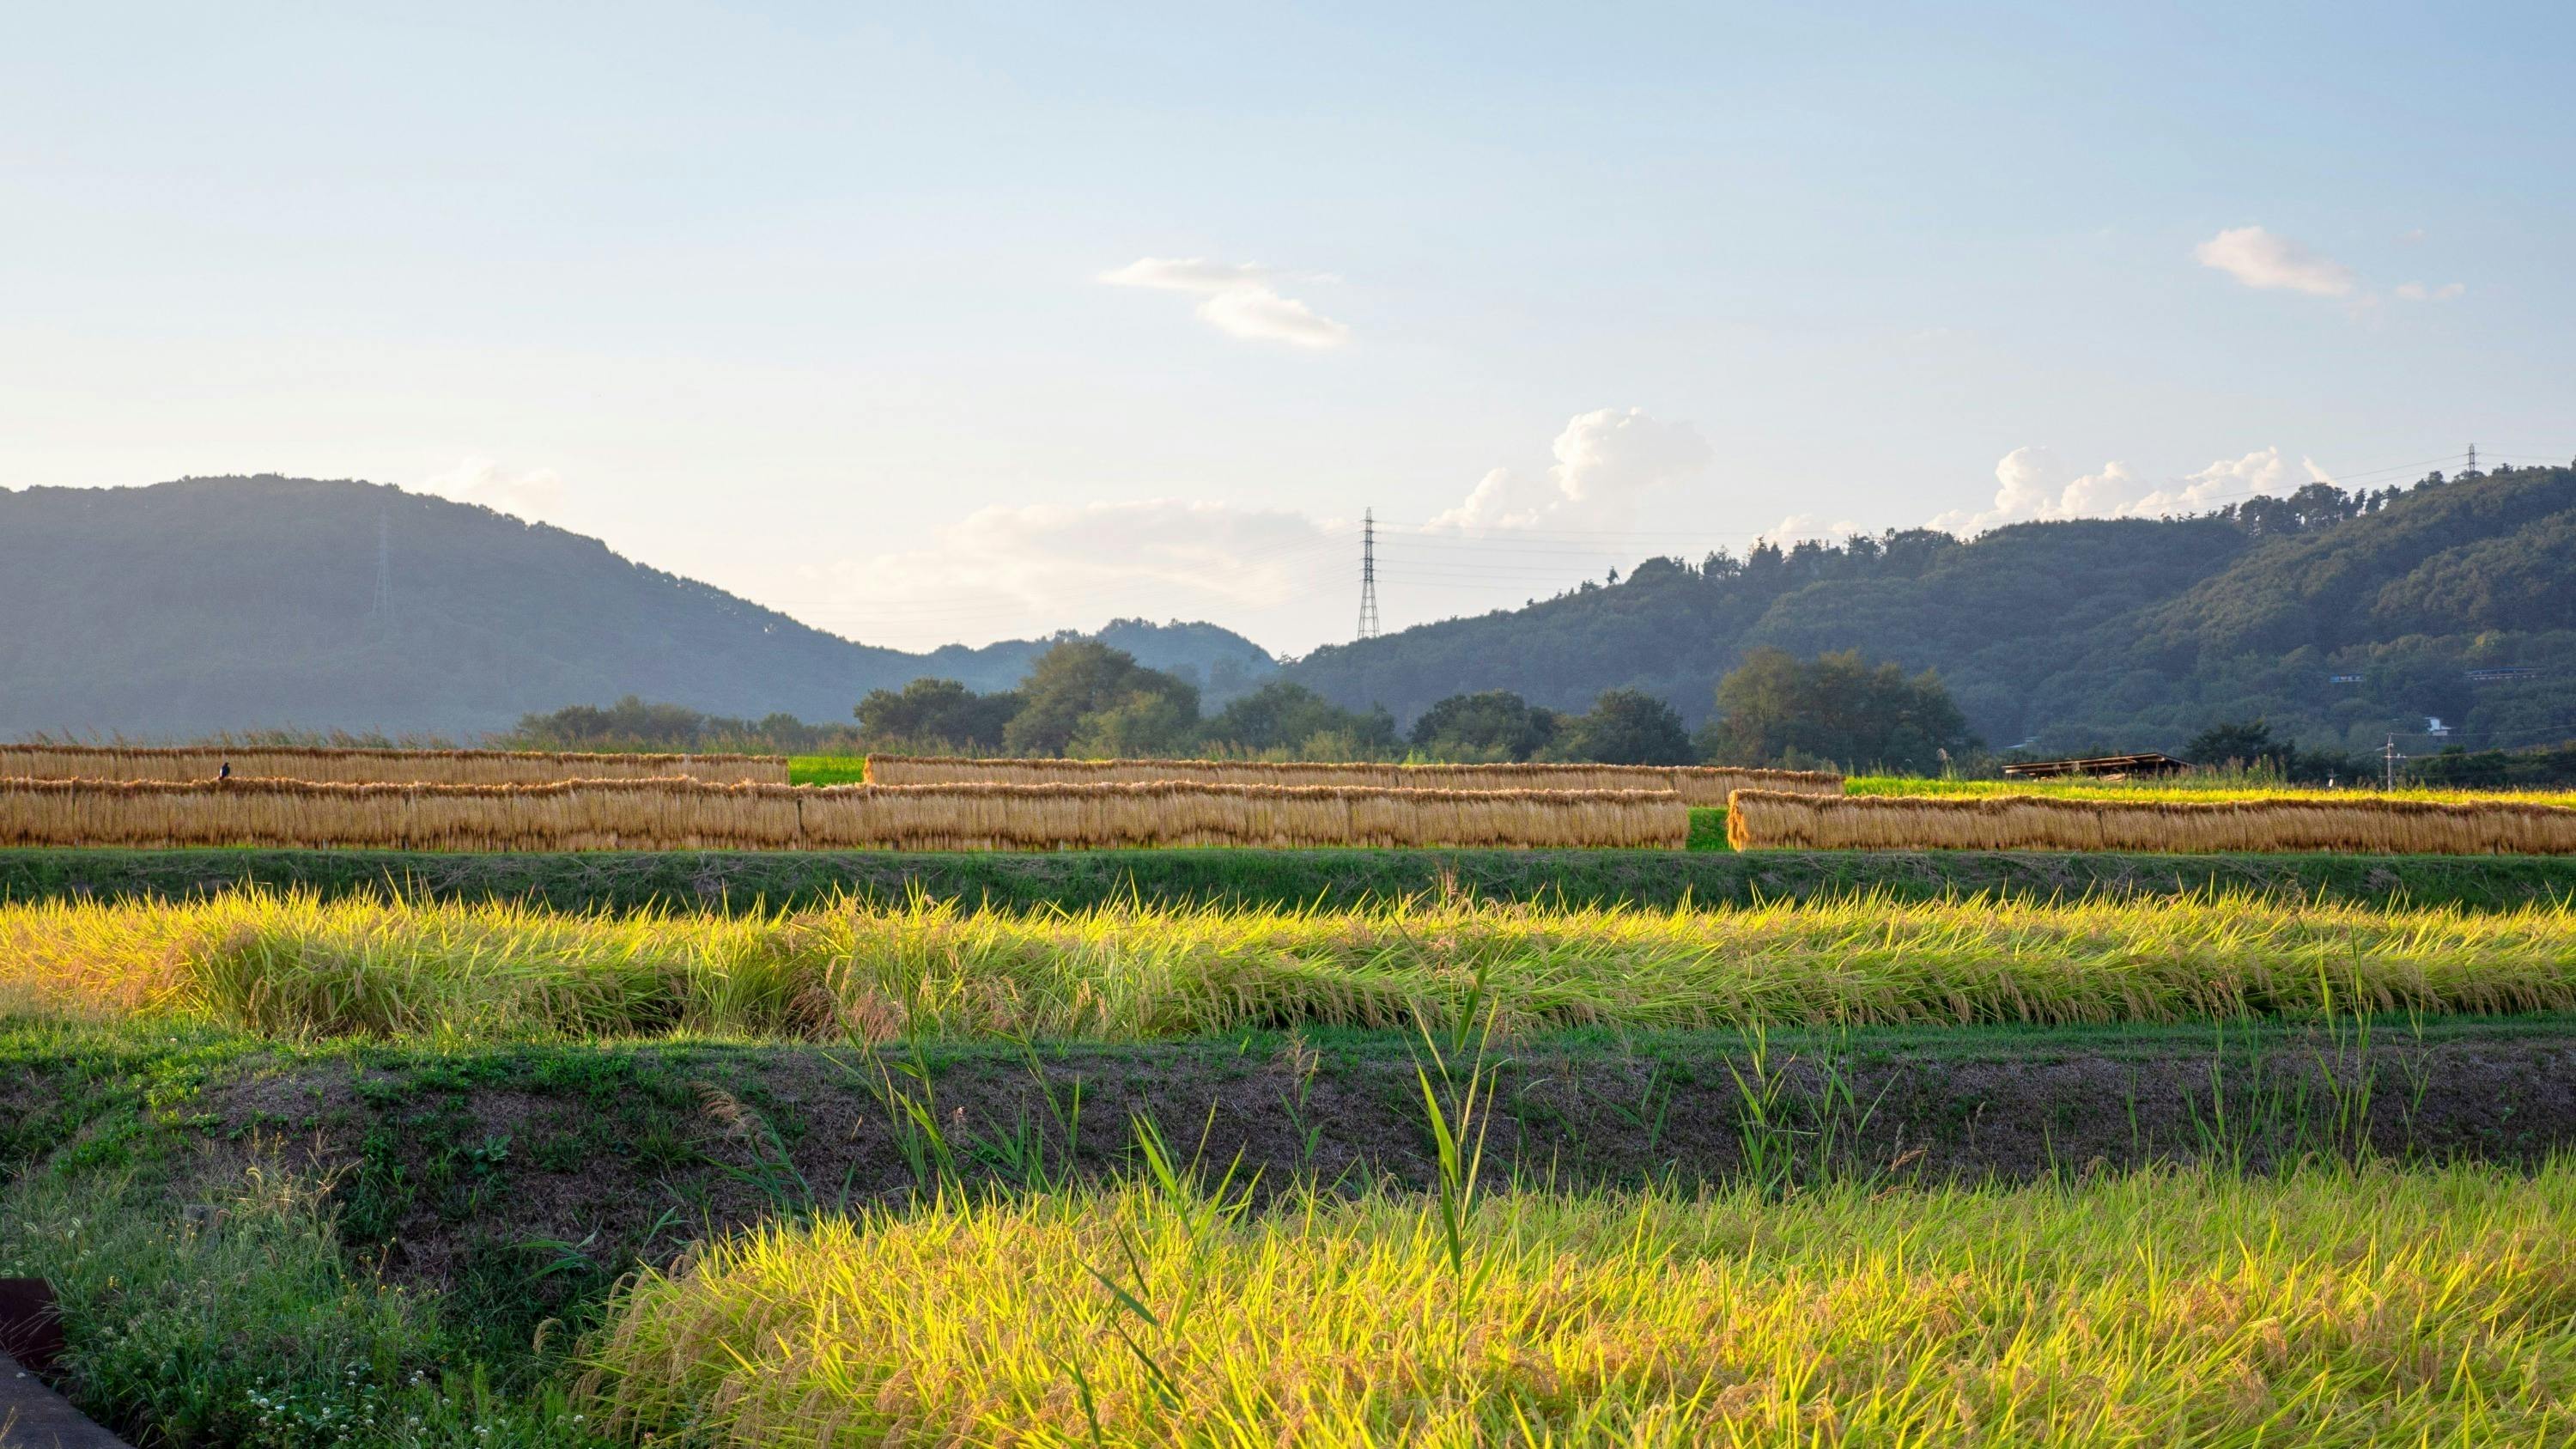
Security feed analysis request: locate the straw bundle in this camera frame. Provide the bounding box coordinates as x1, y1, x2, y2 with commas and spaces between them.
0, 777, 1686, 851
1726, 788, 2576, 856
864, 754, 1841, 807
0, 744, 787, 786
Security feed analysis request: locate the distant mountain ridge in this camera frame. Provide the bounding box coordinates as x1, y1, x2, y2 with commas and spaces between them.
1281, 466, 2576, 758
0, 476, 1274, 738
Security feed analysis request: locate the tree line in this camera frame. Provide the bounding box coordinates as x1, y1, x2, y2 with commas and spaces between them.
509, 640, 1986, 772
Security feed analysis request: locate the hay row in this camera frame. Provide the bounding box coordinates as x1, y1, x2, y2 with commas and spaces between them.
865, 754, 1841, 807
0, 777, 1686, 851
1726, 788, 2576, 856
0, 744, 788, 786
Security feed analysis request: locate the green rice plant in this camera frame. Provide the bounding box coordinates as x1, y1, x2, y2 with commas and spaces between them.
11, 885, 2576, 1042
582, 1157, 2576, 1446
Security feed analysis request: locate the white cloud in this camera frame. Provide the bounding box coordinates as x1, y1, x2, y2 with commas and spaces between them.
1100, 256, 1351, 349
2193, 226, 2357, 297
1930, 445, 2332, 533
421, 457, 566, 523
1766, 513, 1862, 542
1432, 407, 1712, 529
801, 499, 1336, 647
2394, 281, 2466, 301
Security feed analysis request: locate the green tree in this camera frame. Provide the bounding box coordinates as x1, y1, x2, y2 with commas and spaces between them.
1003, 641, 1200, 756
1700, 648, 1973, 773
1066, 691, 1200, 758
854, 678, 1020, 751
2181, 719, 2290, 770
1560, 688, 1694, 765
1407, 691, 1560, 761
1202, 680, 1397, 754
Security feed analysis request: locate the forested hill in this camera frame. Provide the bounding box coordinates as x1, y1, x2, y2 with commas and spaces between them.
0, 476, 1272, 738
1283, 465, 2576, 758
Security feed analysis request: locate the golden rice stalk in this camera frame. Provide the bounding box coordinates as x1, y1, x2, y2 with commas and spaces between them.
864, 754, 1840, 806
0, 778, 1686, 851
0, 744, 787, 786
1726, 788, 2576, 856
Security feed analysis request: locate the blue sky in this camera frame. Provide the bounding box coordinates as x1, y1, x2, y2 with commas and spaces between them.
3, 2, 2569, 653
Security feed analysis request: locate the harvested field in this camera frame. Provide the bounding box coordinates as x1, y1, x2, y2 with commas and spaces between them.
10, 887, 2571, 1039
0, 776, 1685, 852
862, 752, 1843, 806
1730, 787, 2576, 855
0, 742, 787, 785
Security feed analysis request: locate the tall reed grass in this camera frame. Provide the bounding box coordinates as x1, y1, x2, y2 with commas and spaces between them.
584, 1158, 2576, 1446
0, 742, 786, 785
8, 888, 2571, 1040
1732, 788, 2576, 855
0, 777, 1684, 852
865, 753, 1843, 806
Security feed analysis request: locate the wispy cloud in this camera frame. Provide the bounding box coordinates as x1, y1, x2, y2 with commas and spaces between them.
1100, 256, 1351, 349
2193, 226, 2357, 297
2394, 281, 2466, 302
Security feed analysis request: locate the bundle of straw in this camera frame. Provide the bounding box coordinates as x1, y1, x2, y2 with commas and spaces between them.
0, 777, 1687, 851
0, 744, 787, 786
863, 754, 1840, 807
1726, 788, 2576, 855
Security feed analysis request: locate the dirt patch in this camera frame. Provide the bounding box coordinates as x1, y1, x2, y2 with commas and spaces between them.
143, 1029, 2576, 1296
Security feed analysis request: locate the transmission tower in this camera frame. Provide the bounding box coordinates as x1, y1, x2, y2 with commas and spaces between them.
1356, 508, 1381, 641
2465, 442, 2477, 473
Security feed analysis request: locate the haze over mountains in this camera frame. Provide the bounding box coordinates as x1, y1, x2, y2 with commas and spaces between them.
0, 476, 1275, 739
5, 466, 2573, 755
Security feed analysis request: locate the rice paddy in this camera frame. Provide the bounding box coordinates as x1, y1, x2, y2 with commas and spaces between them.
585, 1160, 2576, 1446
15, 753, 2576, 1446
9, 886, 2575, 1041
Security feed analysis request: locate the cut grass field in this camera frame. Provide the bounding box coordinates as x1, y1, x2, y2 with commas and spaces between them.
10, 886, 2576, 1041
586, 1160, 2576, 1446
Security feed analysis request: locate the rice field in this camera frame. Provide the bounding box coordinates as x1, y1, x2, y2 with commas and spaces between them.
1732, 788, 2576, 855
585, 1159, 2576, 1446
9, 886, 2573, 1040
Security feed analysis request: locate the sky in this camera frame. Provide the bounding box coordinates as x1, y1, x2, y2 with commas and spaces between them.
3, 2, 2571, 656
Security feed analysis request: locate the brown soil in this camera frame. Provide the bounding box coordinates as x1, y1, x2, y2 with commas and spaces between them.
163, 1027, 2576, 1292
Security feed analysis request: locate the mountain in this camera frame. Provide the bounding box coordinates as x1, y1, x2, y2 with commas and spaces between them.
0, 476, 1273, 739
1283, 466, 2576, 758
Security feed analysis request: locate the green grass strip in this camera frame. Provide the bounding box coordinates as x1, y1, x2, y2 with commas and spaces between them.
4, 844, 2572, 915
